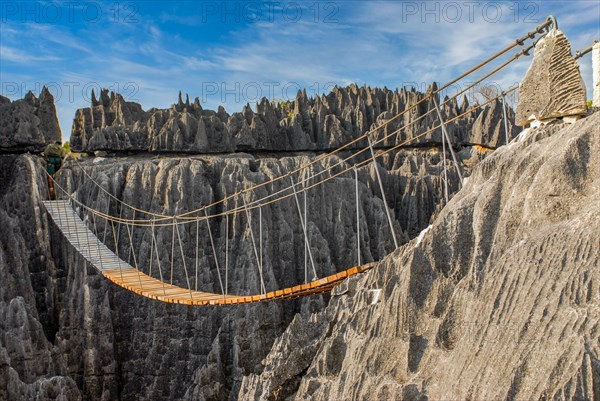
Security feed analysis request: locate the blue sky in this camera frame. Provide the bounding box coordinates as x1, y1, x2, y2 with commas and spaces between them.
1, 1, 598, 140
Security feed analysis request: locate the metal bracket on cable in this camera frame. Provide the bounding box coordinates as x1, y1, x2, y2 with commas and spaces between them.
546, 15, 558, 31
515, 15, 556, 46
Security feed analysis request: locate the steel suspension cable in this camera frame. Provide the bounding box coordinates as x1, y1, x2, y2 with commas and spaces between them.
64, 21, 550, 226
50, 83, 518, 231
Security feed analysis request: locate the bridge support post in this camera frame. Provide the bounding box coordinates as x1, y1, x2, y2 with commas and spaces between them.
367, 137, 399, 249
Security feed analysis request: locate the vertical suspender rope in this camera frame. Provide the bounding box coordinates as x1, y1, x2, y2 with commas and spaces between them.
441, 116, 449, 203
125, 220, 143, 290
149, 220, 155, 277
259, 207, 263, 276
102, 196, 110, 244
225, 213, 229, 297
289, 176, 318, 280
68, 196, 82, 252
195, 219, 199, 291
170, 217, 175, 285
115, 203, 124, 261
91, 208, 103, 268
433, 97, 464, 186
174, 220, 194, 300
138, 216, 148, 277
127, 210, 136, 265
243, 198, 266, 294
110, 210, 123, 281
354, 166, 361, 266
204, 209, 225, 296
150, 223, 167, 296
367, 137, 399, 249
501, 93, 510, 145
303, 190, 308, 283
83, 206, 92, 264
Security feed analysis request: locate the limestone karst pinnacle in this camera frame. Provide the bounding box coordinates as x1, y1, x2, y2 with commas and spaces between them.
0, 87, 61, 151
69, 85, 516, 154
516, 28, 588, 126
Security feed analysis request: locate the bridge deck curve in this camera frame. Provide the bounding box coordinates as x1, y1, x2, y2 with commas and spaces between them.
43, 200, 372, 305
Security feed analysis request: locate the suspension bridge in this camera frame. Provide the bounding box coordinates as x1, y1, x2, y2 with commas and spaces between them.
43, 16, 585, 306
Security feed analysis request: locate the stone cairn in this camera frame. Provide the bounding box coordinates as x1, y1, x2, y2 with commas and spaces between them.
516, 28, 588, 127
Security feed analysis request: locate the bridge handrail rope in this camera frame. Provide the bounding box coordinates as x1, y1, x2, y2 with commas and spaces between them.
60, 82, 506, 230
63, 45, 534, 226
52, 83, 519, 229
60, 18, 553, 226
49, 15, 562, 231
43, 88, 518, 300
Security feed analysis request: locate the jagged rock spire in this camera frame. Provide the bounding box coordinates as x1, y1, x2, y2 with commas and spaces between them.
100, 89, 110, 107
516, 29, 587, 126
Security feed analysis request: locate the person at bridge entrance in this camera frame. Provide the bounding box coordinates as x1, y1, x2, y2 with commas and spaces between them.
43, 140, 65, 199
44, 140, 65, 175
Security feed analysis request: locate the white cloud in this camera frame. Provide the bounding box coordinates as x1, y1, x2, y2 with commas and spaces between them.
0, 45, 61, 63
1, 0, 597, 138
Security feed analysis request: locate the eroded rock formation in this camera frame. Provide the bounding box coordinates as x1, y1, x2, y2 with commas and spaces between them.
1, 142, 464, 399
239, 112, 600, 401
516, 29, 588, 125
0, 88, 61, 152
4, 79, 593, 401
71, 85, 517, 153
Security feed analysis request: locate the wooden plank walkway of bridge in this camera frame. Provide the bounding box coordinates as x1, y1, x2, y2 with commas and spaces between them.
43, 200, 372, 306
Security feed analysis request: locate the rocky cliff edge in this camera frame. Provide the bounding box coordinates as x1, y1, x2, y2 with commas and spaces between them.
239, 111, 600, 401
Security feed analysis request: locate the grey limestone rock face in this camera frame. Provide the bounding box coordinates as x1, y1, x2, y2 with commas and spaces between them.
0, 88, 61, 152
71, 89, 149, 152
0, 142, 462, 400
71, 85, 518, 153
0, 154, 81, 401
48, 147, 460, 400
238, 112, 600, 401
516, 29, 588, 126
2, 80, 525, 401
